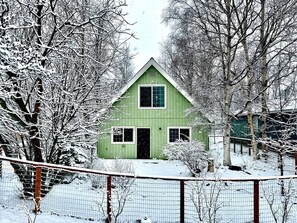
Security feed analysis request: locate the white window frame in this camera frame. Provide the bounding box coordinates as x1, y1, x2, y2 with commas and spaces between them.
138, 84, 166, 109
111, 126, 135, 144
167, 127, 192, 144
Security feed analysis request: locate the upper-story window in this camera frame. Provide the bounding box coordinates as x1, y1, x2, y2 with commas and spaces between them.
139, 85, 166, 108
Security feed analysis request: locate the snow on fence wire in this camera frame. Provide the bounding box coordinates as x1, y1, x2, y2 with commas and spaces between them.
1, 156, 297, 223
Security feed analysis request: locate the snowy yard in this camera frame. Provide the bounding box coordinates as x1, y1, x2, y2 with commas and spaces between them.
1, 140, 297, 222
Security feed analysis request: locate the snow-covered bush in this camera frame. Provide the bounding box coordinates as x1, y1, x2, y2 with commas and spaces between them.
163, 140, 208, 176
90, 158, 135, 189
105, 158, 135, 188
104, 158, 135, 174
57, 143, 90, 184
89, 158, 106, 189
59, 143, 90, 167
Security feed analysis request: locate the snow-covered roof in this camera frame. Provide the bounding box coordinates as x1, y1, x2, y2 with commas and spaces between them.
237, 99, 297, 117
267, 99, 297, 114
111, 58, 213, 122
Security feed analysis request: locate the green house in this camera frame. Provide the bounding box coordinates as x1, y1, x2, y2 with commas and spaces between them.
98, 58, 211, 159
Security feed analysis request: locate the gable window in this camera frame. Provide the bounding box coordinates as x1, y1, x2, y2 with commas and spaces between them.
112, 127, 134, 144
168, 127, 191, 143
139, 85, 165, 108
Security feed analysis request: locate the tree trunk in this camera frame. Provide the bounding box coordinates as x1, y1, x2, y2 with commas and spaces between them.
223, 98, 232, 166
30, 2, 44, 163
247, 111, 258, 160
239, 2, 259, 160
223, 0, 232, 166
260, 0, 268, 160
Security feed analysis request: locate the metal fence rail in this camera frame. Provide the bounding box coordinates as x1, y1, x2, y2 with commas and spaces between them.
1, 156, 297, 223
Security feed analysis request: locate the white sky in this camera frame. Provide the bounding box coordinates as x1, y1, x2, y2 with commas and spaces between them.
125, 0, 170, 72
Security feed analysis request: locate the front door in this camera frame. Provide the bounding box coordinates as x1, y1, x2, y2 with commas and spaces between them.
137, 128, 150, 159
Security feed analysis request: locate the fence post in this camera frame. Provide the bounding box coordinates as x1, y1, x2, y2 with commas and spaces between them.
180, 180, 185, 223
254, 180, 259, 223
295, 152, 297, 175
233, 139, 236, 153
34, 166, 42, 213
107, 176, 112, 223
240, 141, 243, 154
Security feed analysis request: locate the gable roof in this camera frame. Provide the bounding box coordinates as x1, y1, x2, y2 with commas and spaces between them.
111, 57, 213, 122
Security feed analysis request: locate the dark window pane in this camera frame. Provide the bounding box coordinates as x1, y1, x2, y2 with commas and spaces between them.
153, 86, 165, 107
124, 128, 133, 142
180, 128, 190, 141
113, 128, 123, 142
169, 128, 179, 142
140, 87, 152, 107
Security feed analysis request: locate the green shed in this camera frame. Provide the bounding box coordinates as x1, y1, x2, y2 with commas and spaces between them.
231, 115, 261, 139
98, 58, 211, 159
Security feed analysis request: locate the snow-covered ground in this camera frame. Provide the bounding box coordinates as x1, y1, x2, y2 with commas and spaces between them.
1, 139, 297, 222
0, 207, 88, 223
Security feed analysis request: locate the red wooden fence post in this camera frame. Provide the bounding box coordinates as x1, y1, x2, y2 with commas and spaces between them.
35, 166, 42, 213
180, 180, 185, 223
107, 176, 112, 223
254, 180, 259, 223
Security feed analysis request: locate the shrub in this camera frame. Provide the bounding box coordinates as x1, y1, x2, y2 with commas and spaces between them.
90, 158, 135, 189
163, 140, 208, 176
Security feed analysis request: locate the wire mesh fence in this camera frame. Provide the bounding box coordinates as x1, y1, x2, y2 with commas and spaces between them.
1, 156, 297, 223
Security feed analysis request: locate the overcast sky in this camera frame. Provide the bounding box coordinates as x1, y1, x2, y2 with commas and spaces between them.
125, 0, 170, 72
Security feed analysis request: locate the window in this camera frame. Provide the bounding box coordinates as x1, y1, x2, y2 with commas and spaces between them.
168, 127, 191, 143
139, 85, 165, 108
112, 127, 134, 144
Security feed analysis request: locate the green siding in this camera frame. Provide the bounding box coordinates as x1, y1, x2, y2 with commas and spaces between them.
231, 116, 261, 139
98, 66, 209, 159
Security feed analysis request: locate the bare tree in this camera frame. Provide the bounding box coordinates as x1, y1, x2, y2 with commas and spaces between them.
189, 178, 225, 222
163, 0, 253, 166
161, 3, 220, 122
162, 0, 297, 165
0, 0, 133, 196
232, 0, 297, 161
95, 159, 135, 223
262, 178, 296, 222
242, 0, 297, 160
